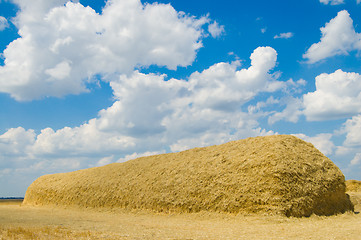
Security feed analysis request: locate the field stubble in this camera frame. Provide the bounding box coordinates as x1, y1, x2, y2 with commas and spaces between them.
0, 197, 360, 240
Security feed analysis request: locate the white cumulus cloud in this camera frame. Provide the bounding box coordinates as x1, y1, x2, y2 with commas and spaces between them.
268, 97, 303, 124
0, 0, 213, 101
303, 10, 361, 64
341, 115, 361, 147
303, 69, 361, 121
99, 46, 281, 150
335, 115, 361, 170
184, 47, 280, 111
0, 127, 35, 161
32, 123, 136, 157
0, 47, 281, 184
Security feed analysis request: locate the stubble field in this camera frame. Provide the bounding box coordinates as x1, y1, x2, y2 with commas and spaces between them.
0, 193, 360, 240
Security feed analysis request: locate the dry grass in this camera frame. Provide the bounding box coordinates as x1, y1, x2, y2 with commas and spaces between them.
0, 199, 23, 206
23, 135, 353, 217
0, 203, 360, 240
0, 226, 97, 240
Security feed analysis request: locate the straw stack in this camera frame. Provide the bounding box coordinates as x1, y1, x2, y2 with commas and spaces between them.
346, 180, 361, 192
23, 135, 354, 217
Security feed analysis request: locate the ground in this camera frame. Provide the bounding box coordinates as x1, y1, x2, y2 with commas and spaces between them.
0, 196, 360, 240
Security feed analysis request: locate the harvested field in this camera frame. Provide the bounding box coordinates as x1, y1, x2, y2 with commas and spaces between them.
23, 135, 353, 217
0, 199, 23, 206
0, 203, 361, 239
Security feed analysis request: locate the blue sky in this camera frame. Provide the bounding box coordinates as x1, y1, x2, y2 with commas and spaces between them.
1, 0, 361, 197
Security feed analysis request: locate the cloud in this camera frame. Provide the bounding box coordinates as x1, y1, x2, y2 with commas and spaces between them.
303, 10, 361, 63
31, 124, 136, 157
274, 32, 294, 39
248, 78, 306, 125
0, 47, 281, 186
208, 21, 225, 38
99, 46, 281, 149
351, 153, 361, 166
319, 0, 345, 5
268, 97, 303, 124
0, 127, 35, 161
303, 69, 361, 121
0, 16, 8, 31
0, 0, 213, 101
334, 115, 361, 170
341, 115, 361, 147
44, 60, 72, 80
184, 47, 280, 111
292, 133, 335, 156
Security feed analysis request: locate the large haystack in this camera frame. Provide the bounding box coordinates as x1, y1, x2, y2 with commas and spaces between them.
23, 135, 353, 217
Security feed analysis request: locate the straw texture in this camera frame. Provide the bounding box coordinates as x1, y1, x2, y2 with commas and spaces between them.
346, 180, 361, 192
23, 135, 353, 217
